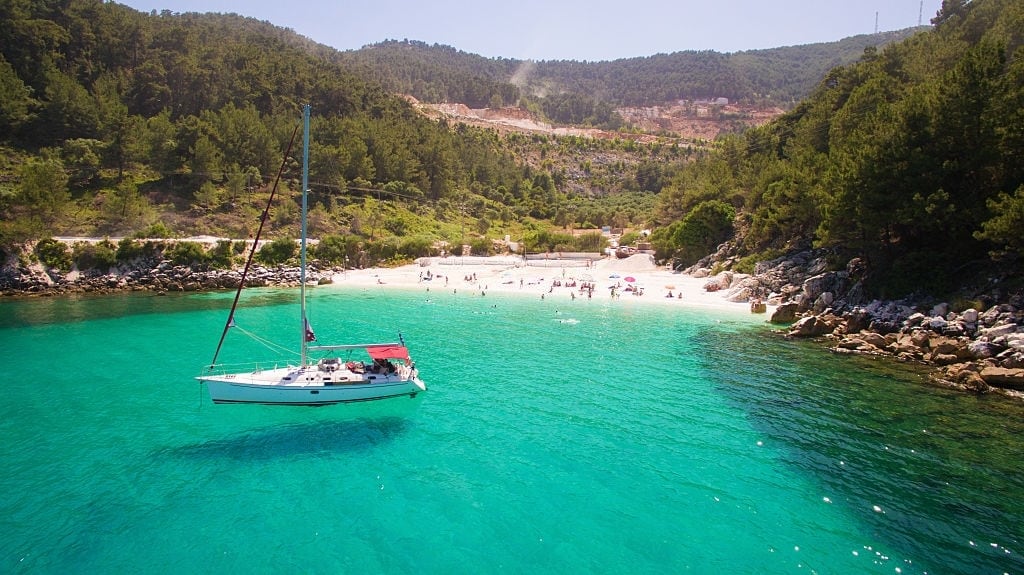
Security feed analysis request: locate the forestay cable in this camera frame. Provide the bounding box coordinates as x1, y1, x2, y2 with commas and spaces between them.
207, 121, 302, 369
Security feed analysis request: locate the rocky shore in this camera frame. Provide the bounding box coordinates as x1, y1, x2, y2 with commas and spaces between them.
6, 244, 1022, 397
0, 257, 339, 296
689, 248, 1024, 397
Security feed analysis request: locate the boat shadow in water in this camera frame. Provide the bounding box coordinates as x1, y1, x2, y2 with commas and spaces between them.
169, 416, 412, 461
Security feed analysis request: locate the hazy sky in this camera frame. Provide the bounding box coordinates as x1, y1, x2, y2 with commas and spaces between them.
118, 0, 944, 61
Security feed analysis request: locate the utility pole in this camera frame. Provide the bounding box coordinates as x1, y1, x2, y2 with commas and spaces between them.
919, 0, 924, 26
875, 11, 879, 34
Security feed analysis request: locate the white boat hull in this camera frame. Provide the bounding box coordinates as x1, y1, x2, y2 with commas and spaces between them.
198, 365, 426, 406
197, 107, 426, 407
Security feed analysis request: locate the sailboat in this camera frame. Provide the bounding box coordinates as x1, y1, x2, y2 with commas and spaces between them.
197, 105, 427, 405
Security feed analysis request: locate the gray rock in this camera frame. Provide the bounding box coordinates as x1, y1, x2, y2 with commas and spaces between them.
927, 316, 949, 332
905, 313, 926, 328
845, 309, 872, 333
980, 323, 1019, 339
968, 341, 1002, 359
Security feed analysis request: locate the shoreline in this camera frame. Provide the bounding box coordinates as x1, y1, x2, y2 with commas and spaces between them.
0, 254, 770, 317
6, 252, 1022, 398
322, 257, 769, 317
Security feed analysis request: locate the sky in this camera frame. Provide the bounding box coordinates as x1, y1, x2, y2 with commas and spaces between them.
117, 0, 945, 62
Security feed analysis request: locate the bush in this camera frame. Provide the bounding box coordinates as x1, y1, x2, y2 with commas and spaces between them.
619, 230, 641, 247
72, 240, 118, 271
116, 238, 144, 262
671, 200, 735, 267
166, 241, 208, 266
575, 232, 607, 252
135, 222, 175, 239
256, 237, 297, 265
468, 237, 493, 256
314, 234, 349, 265
207, 240, 234, 269
35, 238, 71, 271
364, 238, 399, 264
397, 236, 436, 259
383, 215, 408, 236
522, 229, 575, 253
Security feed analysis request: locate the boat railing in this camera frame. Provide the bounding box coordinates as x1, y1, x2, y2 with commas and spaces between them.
200, 361, 290, 376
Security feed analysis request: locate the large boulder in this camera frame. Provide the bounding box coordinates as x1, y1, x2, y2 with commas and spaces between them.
980, 323, 1019, 339
861, 331, 888, 349
968, 341, 1002, 359
788, 314, 840, 337
926, 316, 948, 331
788, 316, 822, 337
770, 302, 799, 324
812, 291, 834, 314
904, 313, 927, 328
980, 367, 1024, 390
933, 363, 991, 393
842, 309, 872, 333
725, 287, 753, 303
999, 351, 1024, 369
801, 274, 831, 308
961, 308, 980, 324
910, 329, 931, 348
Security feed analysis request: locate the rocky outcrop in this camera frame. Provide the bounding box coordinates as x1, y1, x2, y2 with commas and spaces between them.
0, 258, 339, 296
689, 247, 859, 312
782, 301, 1024, 396
688, 246, 1024, 397
769, 302, 799, 324
978, 367, 1024, 390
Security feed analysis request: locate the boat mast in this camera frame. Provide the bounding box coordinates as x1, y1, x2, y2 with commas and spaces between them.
300, 103, 310, 367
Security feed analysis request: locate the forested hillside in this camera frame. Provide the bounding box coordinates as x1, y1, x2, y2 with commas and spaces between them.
342, 30, 921, 126
0, 1, 602, 261
0, 0, 734, 268
2, 0, 1021, 302
652, 0, 1024, 298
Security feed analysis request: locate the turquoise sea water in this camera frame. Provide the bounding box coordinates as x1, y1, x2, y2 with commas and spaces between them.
1, 286, 1022, 574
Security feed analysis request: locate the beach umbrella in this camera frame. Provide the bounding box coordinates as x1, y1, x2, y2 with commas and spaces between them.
624, 276, 636, 283
609, 273, 621, 278
664, 284, 676, 290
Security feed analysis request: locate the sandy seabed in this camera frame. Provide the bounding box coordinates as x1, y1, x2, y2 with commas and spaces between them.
325, 255, 770, 317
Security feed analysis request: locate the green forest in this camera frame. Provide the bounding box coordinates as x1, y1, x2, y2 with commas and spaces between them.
343, 30, 920, 122
652, 0, 1024, 297
0, 1, 602, 262
1, 0, 1022, 299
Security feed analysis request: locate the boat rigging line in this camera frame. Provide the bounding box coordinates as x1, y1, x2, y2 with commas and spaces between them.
207, 119, 302, 370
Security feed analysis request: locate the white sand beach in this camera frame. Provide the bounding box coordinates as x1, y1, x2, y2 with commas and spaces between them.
327, 254, 769, 315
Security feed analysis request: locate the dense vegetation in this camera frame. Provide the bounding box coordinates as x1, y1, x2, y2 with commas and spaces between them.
0, 0, 649, 262
341, 31, 920, 126
2, 0, 1021, 302
654, 0, 1024, 297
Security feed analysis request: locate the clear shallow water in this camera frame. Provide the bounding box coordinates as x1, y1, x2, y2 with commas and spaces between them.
1, 287, 1022, 574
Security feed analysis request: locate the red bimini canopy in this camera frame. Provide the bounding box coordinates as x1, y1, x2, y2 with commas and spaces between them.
367, 345, 411, 363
